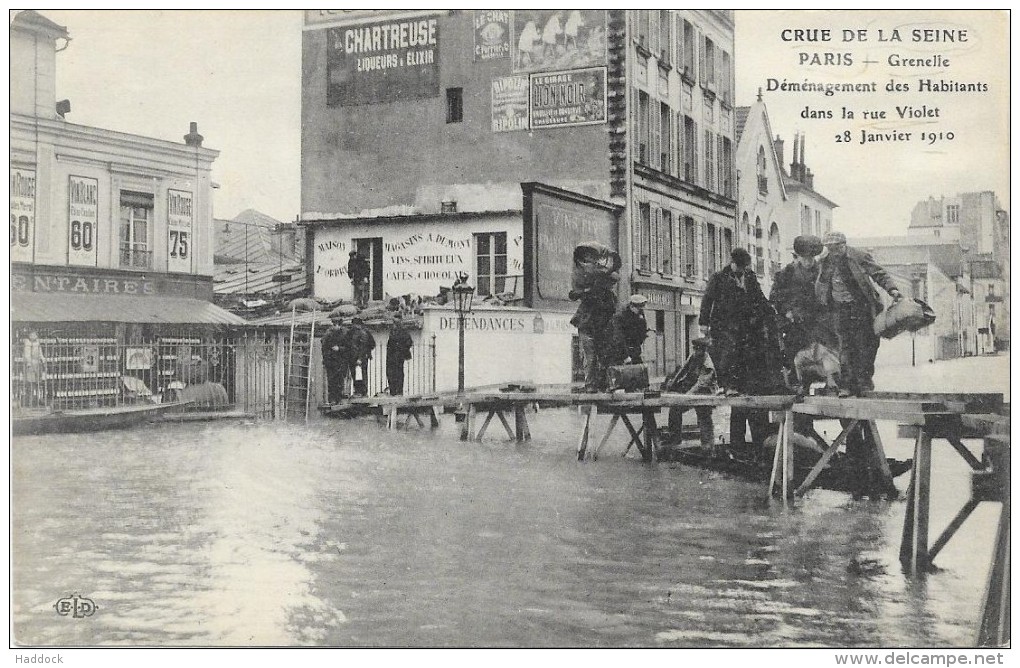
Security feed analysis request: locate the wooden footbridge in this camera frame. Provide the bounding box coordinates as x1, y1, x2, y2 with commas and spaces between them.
322, 386, 1009, 645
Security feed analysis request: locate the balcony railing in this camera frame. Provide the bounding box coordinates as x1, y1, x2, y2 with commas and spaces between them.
475, 274, 524, 302
120, 247, 153, 269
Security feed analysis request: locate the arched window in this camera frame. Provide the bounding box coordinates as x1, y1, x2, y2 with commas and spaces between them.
757, 146, 768, 193
753, 216, 764, 272
768, 222, 781, 276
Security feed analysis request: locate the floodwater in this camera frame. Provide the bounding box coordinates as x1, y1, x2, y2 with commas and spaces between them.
11, 356, 1007, 647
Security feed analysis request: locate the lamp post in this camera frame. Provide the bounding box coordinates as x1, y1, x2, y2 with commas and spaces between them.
451, 283, 475, 394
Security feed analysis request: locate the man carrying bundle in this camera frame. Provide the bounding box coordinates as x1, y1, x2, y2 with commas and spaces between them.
569, 242, 621, 393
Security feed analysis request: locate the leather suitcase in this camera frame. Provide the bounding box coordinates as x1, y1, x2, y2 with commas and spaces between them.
606, 363, 650, 392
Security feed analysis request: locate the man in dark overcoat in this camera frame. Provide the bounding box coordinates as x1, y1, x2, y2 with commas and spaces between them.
569, 273, 618, 392
700, 247, 780, 447
770, 235, 831, 376
386, 314, 414, 396
321, 321, 351, 403
699, 247, 774, 395
348, 317, 376, 396
606, 294, 649, 365
348, 251, 371, 308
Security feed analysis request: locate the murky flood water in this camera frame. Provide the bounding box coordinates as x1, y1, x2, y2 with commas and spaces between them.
12, 406, 999, 647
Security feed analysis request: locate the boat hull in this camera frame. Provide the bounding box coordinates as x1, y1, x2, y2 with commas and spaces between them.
12, 403, 187, 436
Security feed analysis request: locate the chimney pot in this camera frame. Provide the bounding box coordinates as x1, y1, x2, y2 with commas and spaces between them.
184, 122, 204, 147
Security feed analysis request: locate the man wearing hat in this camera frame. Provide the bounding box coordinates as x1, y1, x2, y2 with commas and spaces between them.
771, 235, 832, 380
348, 316, 376, 396
606, 294, 650, 366
701, 247, 780, 447
568, 264, 618, 392
348, 250, 371, 308
385, 313, 414, 396
700, 248, 775, 394
815, 231, 902, 396
664, 334, 718, 453
321, 319, 352, 403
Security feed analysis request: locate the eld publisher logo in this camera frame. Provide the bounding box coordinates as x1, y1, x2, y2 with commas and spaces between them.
54, 594, 97, 618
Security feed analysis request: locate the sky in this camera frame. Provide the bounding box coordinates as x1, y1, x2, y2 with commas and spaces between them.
37, 9, 1010, 236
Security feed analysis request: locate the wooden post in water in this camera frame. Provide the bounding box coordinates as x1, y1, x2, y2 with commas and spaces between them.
900, 428, 933, 574
782, 411, 794, 500
977, 434, 1010, 646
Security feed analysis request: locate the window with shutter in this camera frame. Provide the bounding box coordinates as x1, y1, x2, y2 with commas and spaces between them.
704, 223, 714, 276
673, 15, 682, 69
649, 10, 658, 55
650, 95, 661, 170
684, 217, 696, 276
637, 10, 649, 48
698, 32, 706, 86
704, 129, 715, 191
661, 209, 674, 275
650, 207, 661, 273
639, 202, 652, 271
717, 135, 725, 195
637, 90, 650, 164
676, 111, 684, 178
683, 20, 695, 77
659, 10, 671, 63
660, 103, 672, 174
721, 50, 732, 104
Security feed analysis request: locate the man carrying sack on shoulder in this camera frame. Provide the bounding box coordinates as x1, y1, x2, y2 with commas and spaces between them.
815, 231, 903, 397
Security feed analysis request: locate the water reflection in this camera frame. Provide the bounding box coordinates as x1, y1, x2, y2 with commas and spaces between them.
11, 410, 991, 647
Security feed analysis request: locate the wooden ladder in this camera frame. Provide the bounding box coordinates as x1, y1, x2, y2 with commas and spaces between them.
284, 306, 318, 421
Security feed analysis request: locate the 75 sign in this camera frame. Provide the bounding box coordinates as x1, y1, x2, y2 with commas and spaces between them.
169, 229, 190, 259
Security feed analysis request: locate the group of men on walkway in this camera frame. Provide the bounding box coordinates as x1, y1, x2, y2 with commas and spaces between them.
693, 231, 902, 448
322, 313, 416, 403
572, 231, 902, 449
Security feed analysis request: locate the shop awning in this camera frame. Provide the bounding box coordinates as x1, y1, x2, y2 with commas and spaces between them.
11, 292, 247, 325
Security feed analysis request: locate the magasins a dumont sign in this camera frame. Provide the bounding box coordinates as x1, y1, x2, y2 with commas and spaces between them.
326, 15, 441, 106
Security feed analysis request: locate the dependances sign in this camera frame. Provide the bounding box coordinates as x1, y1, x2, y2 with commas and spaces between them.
327, 16, 441, 106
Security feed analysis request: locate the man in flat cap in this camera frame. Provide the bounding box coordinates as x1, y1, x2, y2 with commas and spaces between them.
665, 334, 719, 453
815, 231, 902, 396
771, 234, 832, 384
606, 293, 650, 367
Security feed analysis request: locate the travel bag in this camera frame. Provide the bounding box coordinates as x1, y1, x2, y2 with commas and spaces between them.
606, 363, 650, 392
872, 298, 936, 339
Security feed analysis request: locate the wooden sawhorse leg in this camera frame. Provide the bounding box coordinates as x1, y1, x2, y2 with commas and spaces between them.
513, 403, 531, 442
641, 410, 659, 463
794, 419, 858, 497
459, 403, 477, 441
769, 410, 795, 499
576, 404, 596, 460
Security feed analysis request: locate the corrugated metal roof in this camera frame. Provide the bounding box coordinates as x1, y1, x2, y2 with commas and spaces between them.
11, 292, 247, 325
215, 210, 298, 264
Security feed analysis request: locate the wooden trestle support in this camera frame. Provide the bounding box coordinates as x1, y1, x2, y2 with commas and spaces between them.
325, 388, 1009, 644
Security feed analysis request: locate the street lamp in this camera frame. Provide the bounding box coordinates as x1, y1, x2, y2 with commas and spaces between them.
451, 282, 475, 394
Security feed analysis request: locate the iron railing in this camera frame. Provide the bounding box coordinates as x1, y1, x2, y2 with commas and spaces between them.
119, 247, 153, 269
11, 334, 281, 417
313, 335, 437, 403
